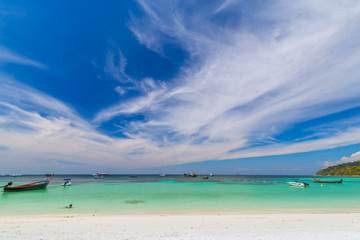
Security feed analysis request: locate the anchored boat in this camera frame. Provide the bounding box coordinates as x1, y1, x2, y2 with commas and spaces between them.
184, 172, 197, 177
312, 178, 342, 183
2, 174, 54, 192
287, 180, 309, 187
62, 178, 72, 186
159, 167, 166, 177
93, 173, 109, 179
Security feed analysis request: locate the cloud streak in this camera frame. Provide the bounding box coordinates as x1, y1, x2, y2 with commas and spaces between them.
0, 76, 142, 171
0, 46, 46, 68
93, 0, 360, 164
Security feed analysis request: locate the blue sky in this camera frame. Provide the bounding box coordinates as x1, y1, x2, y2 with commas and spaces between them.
1, 0, 360, 174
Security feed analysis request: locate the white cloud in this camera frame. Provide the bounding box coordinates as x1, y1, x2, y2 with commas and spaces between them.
96, 0, 360, 159
337, 151, 360, 164
0, 46, 46, 68
0, 76, 86, 128
1, 75, 360, 173
351, 151, 360, 158
2, 1, 360, 172
115, 86, 126, 96
104, 49, 132, 83
323, 161, 333, 168
0, 77, 170, 172
93, 86, 167, 124
322, 150, 360, 168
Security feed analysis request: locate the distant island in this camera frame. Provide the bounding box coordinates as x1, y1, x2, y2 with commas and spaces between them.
316, 161, 360, 176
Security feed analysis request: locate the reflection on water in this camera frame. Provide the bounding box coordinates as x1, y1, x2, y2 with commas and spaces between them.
1, 188, 48, 198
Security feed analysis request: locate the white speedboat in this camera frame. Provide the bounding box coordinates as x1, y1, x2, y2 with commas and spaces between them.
62, 179, 71, 186
287, 181, 309, 187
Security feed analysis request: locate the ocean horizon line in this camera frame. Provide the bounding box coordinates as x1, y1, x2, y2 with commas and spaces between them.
0, 173, 317, 176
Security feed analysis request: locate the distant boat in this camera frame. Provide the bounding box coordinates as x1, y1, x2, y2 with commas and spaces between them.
159, 167, 166, 177
312, 178, 342, 183
202, 176, 209, 179
129, 175, 138, 178
2, 174, 54, 192
9, 174, 23, 177
93, 173, 109, 178
92, 173, 109, 176
287, 181, 309, 187
93, 173, 104, 179
62, 179, 71, 186
209, 173, 214, 177
184, 172, 197, 177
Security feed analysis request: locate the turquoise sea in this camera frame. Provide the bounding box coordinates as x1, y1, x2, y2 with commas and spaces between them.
1, 175, 360, 216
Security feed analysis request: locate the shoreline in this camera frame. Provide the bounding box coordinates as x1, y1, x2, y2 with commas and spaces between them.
2, 213, 360, 239
2, 208, 360, 218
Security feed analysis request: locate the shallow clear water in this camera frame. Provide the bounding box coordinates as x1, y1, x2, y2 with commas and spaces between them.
1, 175, 360, 216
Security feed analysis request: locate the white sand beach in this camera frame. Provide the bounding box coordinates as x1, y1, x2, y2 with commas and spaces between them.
1, 213, 360, 240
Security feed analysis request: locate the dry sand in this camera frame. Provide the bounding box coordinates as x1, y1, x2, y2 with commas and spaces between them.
1, 213, 360, 240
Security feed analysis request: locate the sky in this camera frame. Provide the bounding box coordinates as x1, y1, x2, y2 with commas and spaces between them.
1, 0, 360, 174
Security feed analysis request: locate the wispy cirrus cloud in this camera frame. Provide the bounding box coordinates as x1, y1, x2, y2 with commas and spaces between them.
0, 76, 86, 128
1, 75, 360, 173
0, 46, 46, 68
0, 77, 166, 172
94, 0, 360, 164
93, 86, 166, 124
105, 49, 132, 83
2, 1, 360, 173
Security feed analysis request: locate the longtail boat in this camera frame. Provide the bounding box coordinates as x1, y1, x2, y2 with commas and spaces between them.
312, 178, 342, 183
2, 174, 54, 192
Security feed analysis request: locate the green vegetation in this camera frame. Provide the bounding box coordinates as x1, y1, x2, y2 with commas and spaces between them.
316, 161, 360, 176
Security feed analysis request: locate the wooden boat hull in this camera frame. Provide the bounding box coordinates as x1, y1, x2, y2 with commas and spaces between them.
3, 181, 50, 192
312, 178, 342, 183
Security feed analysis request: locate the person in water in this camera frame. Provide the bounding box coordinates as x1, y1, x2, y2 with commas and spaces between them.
66, 204, 73, 208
